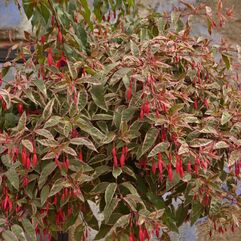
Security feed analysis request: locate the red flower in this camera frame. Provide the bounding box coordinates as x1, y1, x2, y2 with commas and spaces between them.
57, 28, 63, 43
41, 35, 46, 44
194, 97, 198, 110
79, 150, 83, 162
204, 98, 209, 108
152, 159, 157, 174
47, 49, 54, 66
17, 103, 24, 114
139, 226, 144, 241
32, 152, 38, 167
140, 109, 144, 119
56, 52, 67, 68
158, 153, 163, 179
120, 153, 125, 168
21, 147, 27, 167
129, 232, 135, 241
23, 176, 29, 188
127, 82, 132, 101
167, 163, 173, 182
112, 146, 118, 167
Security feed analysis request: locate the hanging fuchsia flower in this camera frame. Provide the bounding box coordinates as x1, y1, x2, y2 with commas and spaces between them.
140, 109, 145, 119
56, 52, 67, 68
32, 152, 38, 167
79, 150, 83, 162
41, 35, 46, 44
129, 232, 135, 241
55, 156, 61, 168
158, 153, 163, 180
120, 152, 125, 168
143, 100, 150, 114
139, 226, 144, 241
21, 147, 27, 167
23, 176, 29, 188
47, 49, 54, 66
194, 97, 198, 110
167, 163, 173, 182
17, 103, 24, 114
127, 82, 132, 101
57, 27, 63, 43
140, 100, 150, 119
161, 129, 167, 141
204, 98, 209, 108
235, 161, 240, 176
152, 159, 157, 174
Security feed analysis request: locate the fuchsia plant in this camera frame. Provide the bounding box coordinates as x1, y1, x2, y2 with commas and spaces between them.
0, 0, 240, 240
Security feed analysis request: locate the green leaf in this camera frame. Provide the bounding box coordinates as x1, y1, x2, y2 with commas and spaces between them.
35, 129, 54, 140
78, 89, 88, 111
4, 113, 18, 129
79, 0, 93, 29
123, 166, 136, 179
121, 182, 138, 195
148, 142, 170, 157
77, 118, 105, 140
21, 139, 34, 153
5, 168, 19, 190
63, 121, 72, 137
73, 25, 90, 54
229, 150, 241, 166
13, 112, 26, 132
221, 111, 232, 125
38, 162, 56, 189
84, 201, 99, 230
70, 137, 97, 152
0, 218, 6, 226
63, 146, 77, 156
104, 198, 119, 224
22, 219, 36, 241
11, 225, 27, 241
42, 98, 55, 120
112, 167, 122, 179
130, 40, 139, 57
176, 204, 189, 227
74, 223, 85, 241
37, 139, 58, 147
90, 85, 108, 111
49, 180, 65, 197
214, 141, 229, 149
146, 192, 165, 209
44, 116, 61, 128
40, 185, 50, 205
190, 201, 203, 225
141, 128, 159, 156
38, 3, 50, 23
94, 224, 112, 240
105, 183, 117, 206
169, 103, 184, 115
2, 230, 19, 241
22, 0, 34, 19
121, 107, 137, 122
33, 79, 47, 97
92, 182, 110, 194
109, 214, 130, 234
189, 138, 212, 148
222, 54, 231, 70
